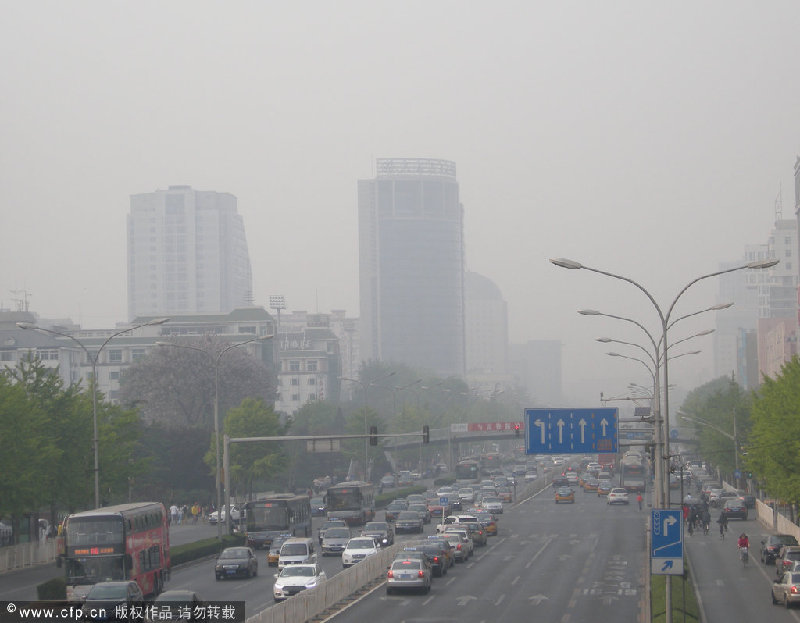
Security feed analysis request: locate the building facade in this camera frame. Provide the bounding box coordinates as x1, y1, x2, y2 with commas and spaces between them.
127, 186, 253, 320
464, 271, 510, 394
358, 158, 466, 377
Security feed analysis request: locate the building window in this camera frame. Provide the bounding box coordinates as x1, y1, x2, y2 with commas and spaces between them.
109, 371, 120, 381
309, 393, 317, 401
131, 348, 146, 361
1, 352, 12, 362
289, 361, 300, 372
108, 350, 123, 363
308, 377, 316, 385
307, 361, 318, 372
291, 394, 300, 401
291, 378, 300, 386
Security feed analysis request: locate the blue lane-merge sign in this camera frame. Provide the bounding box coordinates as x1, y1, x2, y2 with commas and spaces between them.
524, 408, 618, 455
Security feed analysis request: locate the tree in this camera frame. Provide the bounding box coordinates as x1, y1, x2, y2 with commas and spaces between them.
206, 398, 287, 500
119, 336, 276, 430
747, 358, 800, 507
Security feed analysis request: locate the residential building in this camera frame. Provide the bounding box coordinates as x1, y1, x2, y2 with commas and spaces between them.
127, 185, 253, 320
0, 308, 276, 404
358, 158, 466, 377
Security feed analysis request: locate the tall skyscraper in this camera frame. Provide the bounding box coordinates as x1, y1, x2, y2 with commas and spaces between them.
358, 158, 465, 376
127, 185, 252, 319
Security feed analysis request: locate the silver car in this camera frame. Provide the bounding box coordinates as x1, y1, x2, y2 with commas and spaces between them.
772, 571, 800, 607
321, 527, 350, 556
386, 558, 432, 594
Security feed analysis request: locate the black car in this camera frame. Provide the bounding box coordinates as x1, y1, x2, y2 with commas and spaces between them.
310, 496, 326, 517
761, 534, 799, 564
81, 581, 145, 622
214, 546, 258, 580
361, 521, 394, 546
402, 541, 449, 577
153, 590, 206, 621
721, 499, 747, 521
384, 501, 408, 523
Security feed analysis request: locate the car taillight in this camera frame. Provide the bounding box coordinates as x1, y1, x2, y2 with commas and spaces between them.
457, 544, 462, 550
387, 570, 394, 578
418, 570, 425, 578
433, 556, 440, 563
792, 586, 799, 594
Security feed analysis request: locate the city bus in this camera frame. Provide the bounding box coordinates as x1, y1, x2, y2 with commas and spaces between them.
455, 459, 481, 483
243, 493, 312, 549
480, 452, 502, 474
63, 502, 169, 602
325, 481, 376, 526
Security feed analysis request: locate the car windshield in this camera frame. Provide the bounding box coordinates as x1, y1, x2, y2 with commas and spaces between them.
392, 560, 421, 570
325, 528, 350, 538
397, 512, 418, 520
280, 567, 315, 578
348, 540, 374, 550
364, 523, 387, 531
87, 584, 129, 600
792, 574, 800, 584
219, 548, 248, 559
281, 543, 309, 555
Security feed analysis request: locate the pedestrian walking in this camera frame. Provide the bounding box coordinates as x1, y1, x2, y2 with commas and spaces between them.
169, 504, 178, 526
636, 493, 643, 511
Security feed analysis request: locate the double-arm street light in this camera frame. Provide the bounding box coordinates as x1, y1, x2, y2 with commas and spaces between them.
18, 317, 170, 508
551, 256, 777, 618
340, 371, 396, 482
157, 333, 273, 539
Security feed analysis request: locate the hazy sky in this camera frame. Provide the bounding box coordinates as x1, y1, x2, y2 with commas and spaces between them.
2, 1, 799, 405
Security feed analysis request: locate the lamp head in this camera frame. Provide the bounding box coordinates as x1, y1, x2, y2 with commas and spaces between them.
746, 259, 779, 269
578, 309, 601, 316
16, 322, 36, 330
550, 258, 583, 270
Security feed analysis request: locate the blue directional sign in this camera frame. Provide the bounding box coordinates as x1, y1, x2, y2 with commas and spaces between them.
524, 408, 617, 455
651, 509, 683, 575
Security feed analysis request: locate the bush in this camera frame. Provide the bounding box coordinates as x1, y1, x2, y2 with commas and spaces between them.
170, 534, 244, 566
37, 576, 66, 600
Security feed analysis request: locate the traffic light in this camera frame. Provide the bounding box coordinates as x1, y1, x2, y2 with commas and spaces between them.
747, 471, 753, 479
514, 423, 521, 437
369, 425, 378, 446
422, 425, 430, 444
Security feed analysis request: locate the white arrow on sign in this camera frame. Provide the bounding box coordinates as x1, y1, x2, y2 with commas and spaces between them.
456, 595, 477, 607
578, 418, 587, 443
556, 419, 565, 443
528, 595, 549, 605
600, 418, 609, 435
663, 515, 677, 537
534, 419, 546, 445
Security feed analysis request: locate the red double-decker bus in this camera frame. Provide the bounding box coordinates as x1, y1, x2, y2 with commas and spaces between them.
63, 502, 170, 602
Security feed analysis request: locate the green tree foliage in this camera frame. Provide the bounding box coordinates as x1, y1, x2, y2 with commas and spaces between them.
206, 398, 287, 499
679, 376, 750, 480
286, 401, 347, 489
747, 358, 800, 503
0, 372, 57, 519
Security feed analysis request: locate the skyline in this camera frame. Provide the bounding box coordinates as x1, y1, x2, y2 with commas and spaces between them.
2, 1, 799, 405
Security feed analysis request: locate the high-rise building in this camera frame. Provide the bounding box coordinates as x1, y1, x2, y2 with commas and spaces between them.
358, 158, 465, 377
127, 186, 252, 319
464, 271, 509, 388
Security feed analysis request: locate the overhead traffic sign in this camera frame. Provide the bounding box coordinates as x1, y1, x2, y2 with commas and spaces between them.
524, 408, 618, 455
651, 509, 683, 575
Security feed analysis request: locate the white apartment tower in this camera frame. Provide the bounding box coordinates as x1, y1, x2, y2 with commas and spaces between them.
127, 186, 253, 319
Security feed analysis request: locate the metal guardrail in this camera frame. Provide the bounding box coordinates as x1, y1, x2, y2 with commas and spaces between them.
246, 543, 402, 623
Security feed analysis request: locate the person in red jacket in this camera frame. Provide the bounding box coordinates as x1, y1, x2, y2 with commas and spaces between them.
738, 533, 749, 550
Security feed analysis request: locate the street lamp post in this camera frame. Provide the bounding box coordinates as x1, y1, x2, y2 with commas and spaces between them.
18, 317, 170, 508
157, 333, 273, 539
551, 256, 777, 620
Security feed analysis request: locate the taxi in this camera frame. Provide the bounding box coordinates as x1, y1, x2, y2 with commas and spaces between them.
554, 486, 575, 504
474, 511, 497, 536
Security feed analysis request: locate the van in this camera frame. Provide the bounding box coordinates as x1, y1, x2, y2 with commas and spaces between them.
278, 537, 315, 570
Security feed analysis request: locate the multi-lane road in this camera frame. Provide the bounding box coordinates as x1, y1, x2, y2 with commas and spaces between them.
4, 481, 799, 623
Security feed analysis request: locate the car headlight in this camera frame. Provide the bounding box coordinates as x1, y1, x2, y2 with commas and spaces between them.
382, 538, 388, 544
306, 580, 318, 588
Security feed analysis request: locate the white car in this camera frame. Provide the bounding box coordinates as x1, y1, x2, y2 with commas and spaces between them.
341, 537, 379, 568
607, 488, 630, 505
207, 505, 241, 524
272, 563, 327, 601
481, 497, 504, 514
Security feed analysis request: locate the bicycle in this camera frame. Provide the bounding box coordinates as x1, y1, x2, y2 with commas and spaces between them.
739, 546, 749, 566
703, 522, 709, 536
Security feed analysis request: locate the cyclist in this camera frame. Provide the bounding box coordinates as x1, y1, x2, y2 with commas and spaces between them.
717, 511, 728, 539
738, 532, 749, 564
701, 507, 711, 535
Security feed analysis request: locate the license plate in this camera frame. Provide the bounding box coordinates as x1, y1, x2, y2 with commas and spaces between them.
226, 569, 237, 574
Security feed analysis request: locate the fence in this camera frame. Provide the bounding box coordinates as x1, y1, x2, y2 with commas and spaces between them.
0, 539, 57, 573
